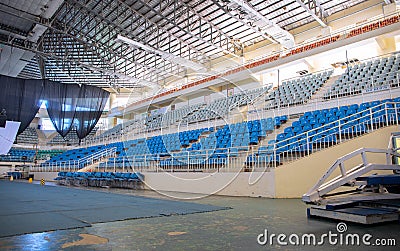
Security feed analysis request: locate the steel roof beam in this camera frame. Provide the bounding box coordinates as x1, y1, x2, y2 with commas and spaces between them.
66, 0, 200, 74
0, 33, 151, 90
117, 0, 210, 62
295, 0, 327, 27
0, 3, 172, 85
211, 0, 278, 44
63, 0, 184, 80
227, 0, 295, 48
132, 0, 242, 58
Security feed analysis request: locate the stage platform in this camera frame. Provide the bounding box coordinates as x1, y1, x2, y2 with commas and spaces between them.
0, 180, 229, 237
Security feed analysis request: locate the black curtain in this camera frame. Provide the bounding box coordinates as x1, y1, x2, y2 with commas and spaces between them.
74, 84, 109, 140
44, 80, 82, 137
0, 75, 44, 134
0, 75, 109, 140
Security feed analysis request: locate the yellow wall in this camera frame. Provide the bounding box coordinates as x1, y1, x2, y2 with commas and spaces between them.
274, 125, 399, 198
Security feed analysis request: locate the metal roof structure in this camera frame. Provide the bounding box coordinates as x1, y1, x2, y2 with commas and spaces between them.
0, 0, 383, 93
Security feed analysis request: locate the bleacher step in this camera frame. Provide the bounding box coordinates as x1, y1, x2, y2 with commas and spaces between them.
310, 75, 341, 100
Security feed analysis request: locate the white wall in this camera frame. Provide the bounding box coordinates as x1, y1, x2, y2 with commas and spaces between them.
142, 171, 275, 198
189, 96, 205, 105
30, 172, 58, 181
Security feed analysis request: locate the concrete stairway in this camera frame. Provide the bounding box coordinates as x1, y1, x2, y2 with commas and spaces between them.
258, 117, 297, 147
35, 129, 48, 145
310, 75, 340, 101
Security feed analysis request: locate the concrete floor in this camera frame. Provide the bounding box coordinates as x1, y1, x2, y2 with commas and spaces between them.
0, 180, 399, 250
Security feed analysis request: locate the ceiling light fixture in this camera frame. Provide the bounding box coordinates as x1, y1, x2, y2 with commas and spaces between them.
115, 35, 207, 72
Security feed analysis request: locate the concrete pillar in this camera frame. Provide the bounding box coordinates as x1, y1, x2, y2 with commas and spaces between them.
108, 93, 116, 128
375, 36, 396, 55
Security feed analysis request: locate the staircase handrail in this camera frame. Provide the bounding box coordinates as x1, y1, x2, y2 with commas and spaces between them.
302, 147, 400, 203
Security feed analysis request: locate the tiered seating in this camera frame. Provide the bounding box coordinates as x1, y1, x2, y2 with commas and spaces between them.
230, 87, 271, 107
94, 119, 142, 140
117, 139, 150, 169
160, 116, 286, 168
48, 128, 98, 145
265, 70, 333, 108
93, 86, 269, 139
96, 123, 123, 139
182, 87, 270, 124
146, 103, 205, 130
145, 129, 209, 155
46, 96, 398, 170
98, 128, 211, 169
96, 117, 284, 169
55, 171, 143, 189
324, 53, 400, 99
247, 98, 399, 166
230, 118, 279, 148
42, 142, 122, 168
36, 149, 64, 160
271, 98, 400, 160
182, 99, 233, 123
15, 127, 39, 145
0, 148, 36, 162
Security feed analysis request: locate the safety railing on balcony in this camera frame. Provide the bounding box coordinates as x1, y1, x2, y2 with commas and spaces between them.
91, 101, 399, 173
82, 65, 400, 149
31, 147, 117, 172
302, 147, 400, 204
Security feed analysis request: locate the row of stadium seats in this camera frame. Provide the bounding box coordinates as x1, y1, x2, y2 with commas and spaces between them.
50, 115, 285, 169
265, 70, 333, 108
42, 97, 398, 170
55, 171, 143, 189
96, 116, 285, 169
246, 98, 400, 165
182, 87, 270, 124
324, 52, 400, 99
99, 128, 212, 168
36, 149, 65, 160
271, 98, 400, 154
93, 119, 143, 141
41, 142, 123, 168
48, 128, 98, 145
97, 86, 271, 137
15, 127, 38, 145
146, 103, 205, 130
0, 148, 36, 162
148, 116, 287, 167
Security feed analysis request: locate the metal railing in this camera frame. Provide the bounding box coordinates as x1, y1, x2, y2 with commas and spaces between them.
83, 65, 399, 149
302, 147, 400, 204
86, 101, 400, 173
84, 11, 400, 148
31, 147, 117, 172
271, 102, 400, 165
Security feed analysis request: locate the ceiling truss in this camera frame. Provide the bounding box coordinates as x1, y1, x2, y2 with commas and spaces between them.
0, 0, 373, 93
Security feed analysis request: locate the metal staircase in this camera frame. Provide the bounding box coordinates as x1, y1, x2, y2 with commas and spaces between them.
303, 147, 400, 224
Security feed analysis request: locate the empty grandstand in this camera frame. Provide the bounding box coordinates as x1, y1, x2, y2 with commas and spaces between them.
15, 127, 39, 145
1, 0, 400, 249
324, 53, 400, 99
47, 128, 98, 146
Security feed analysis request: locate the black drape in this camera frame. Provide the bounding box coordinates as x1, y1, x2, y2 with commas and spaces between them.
0, 75, 44, 134
44, 80, 82, 137
74, 84, 109, 139
0, 75, 109, 140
